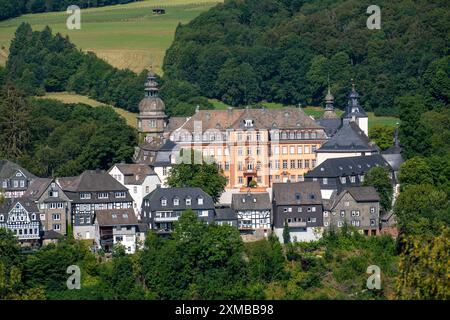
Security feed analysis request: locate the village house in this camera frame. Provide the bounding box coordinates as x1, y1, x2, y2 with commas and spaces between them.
0, 197, 41, 247
214, 205, 238, 228
94, 208, 139, 254
108, 163, 161, 216
58, 170, 133, 240
141, 187, 215, 234
272, 181, 323, 242
304, 154, 393, 199
323, 186, 380, 235
24, 178, 71, 238
0, 159, 36, 199
231, 192, 271, 236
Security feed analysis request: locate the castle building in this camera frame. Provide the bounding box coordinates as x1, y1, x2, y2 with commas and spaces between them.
342, 82, 369, 136
137, 71, 168, 138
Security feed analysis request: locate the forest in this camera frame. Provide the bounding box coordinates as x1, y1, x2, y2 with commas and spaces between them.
0, 84, 137, 177
163, 0, 449, 115
0, 0, 142, 21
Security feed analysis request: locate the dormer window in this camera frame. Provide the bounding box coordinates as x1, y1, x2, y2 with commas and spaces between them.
198, 197, 203, 205
161, 198, 167, 206
31, 214, 36, 220
309, 193, 316, 200
0, 215, 3, 222
295, 193, 301, 200
2, 181, 7, 188
115, 192, 126, 198
174, 197, 179, 206
244, 119, 253, 127
186, 197, 191, 205
80, 193, 91, 200
98, 192, 108, 199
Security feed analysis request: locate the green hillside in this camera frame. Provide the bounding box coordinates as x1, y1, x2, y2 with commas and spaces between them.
0, 0, 222, 73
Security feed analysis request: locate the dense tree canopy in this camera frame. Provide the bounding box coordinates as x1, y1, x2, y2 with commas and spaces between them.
164, 0, 449, 114
0, 86, 137, 177
363, 167, 393, 212
166, 150, 227, 203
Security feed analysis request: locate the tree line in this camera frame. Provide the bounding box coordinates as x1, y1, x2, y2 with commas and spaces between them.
162, 0, 449, 115
0, 84, 137, 177
0, 0, 143, 21
4, 23, 211, 116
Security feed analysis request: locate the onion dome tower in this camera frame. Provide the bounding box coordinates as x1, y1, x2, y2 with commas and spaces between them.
342, 80, 368, 136
322, 86, 339, 119
137, 70, 167, 138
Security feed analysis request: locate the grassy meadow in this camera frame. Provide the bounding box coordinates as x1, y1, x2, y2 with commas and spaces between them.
0, 0, 222, 73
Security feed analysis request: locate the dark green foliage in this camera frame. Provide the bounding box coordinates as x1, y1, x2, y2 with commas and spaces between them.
0, 0, 142, 21
369, 125, 395, 151
363, 167, 393, 212
398, 157, 434, 189
282, 221, 290, 244
164, 0, 449, 114
166, 149, 227, 203
246, 234, 286, 283
1, 95, 137, 177
394, 184, 449, 237
6, 24, 146, 113
397, 96, 432, 159
141, 210, 248, 299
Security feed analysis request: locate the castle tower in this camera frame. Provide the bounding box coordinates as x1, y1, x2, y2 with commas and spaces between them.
137, 71, 167, 139
322, 86, 339, 119
342, 80, 368, 136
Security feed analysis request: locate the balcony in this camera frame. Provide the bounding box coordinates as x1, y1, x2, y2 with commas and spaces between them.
288, 221, 307, 228
154, 216, 179, 222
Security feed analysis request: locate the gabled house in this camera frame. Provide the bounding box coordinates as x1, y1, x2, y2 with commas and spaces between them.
94, 208, 139, 254
0, 197, 41, 247
57, 170, 133, 240
214, 205, 238, 228
141, 187, 215, 234
323, 186, 380, 235
231, 192, 271, 235
272, 181, 323, 242
24, 178, 71, 237
133, 136, 178, 187
304, 154, 393, 198
108, 163, 161, 216
0, 160, 36, 199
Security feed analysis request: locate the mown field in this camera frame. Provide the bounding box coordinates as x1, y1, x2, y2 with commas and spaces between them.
0, 0, 222, 73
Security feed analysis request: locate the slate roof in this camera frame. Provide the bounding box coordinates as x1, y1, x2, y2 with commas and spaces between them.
58, 170, 128, 192
316, 118, 342, 137
42, 230, 64, 240
0, 197, 40, 215
175, 107, 324, 132
23, 178, 53, 200
143, 187, 215, 211
95, 208, 138, 227
317, 122, 378, 153
111, 164, 157, 185
214, 206, 237, 221
166, 116, 189, 132
0, 159, 36, 180
344, 186, 380, 202
305, 154, 392, 178
272, 182, 322, 205
232, 193, 271, 211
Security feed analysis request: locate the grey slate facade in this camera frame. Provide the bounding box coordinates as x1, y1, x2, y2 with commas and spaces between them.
0, 160, 36, 199
141, 187, 215, 233
58, 170, 133, 240
24, 178, 71, 236
304, 154, 393, 194
272, 181, 323, 242
323, 186, 380, 235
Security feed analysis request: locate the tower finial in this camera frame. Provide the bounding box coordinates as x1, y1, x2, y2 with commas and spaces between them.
351, 78, 356, 91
